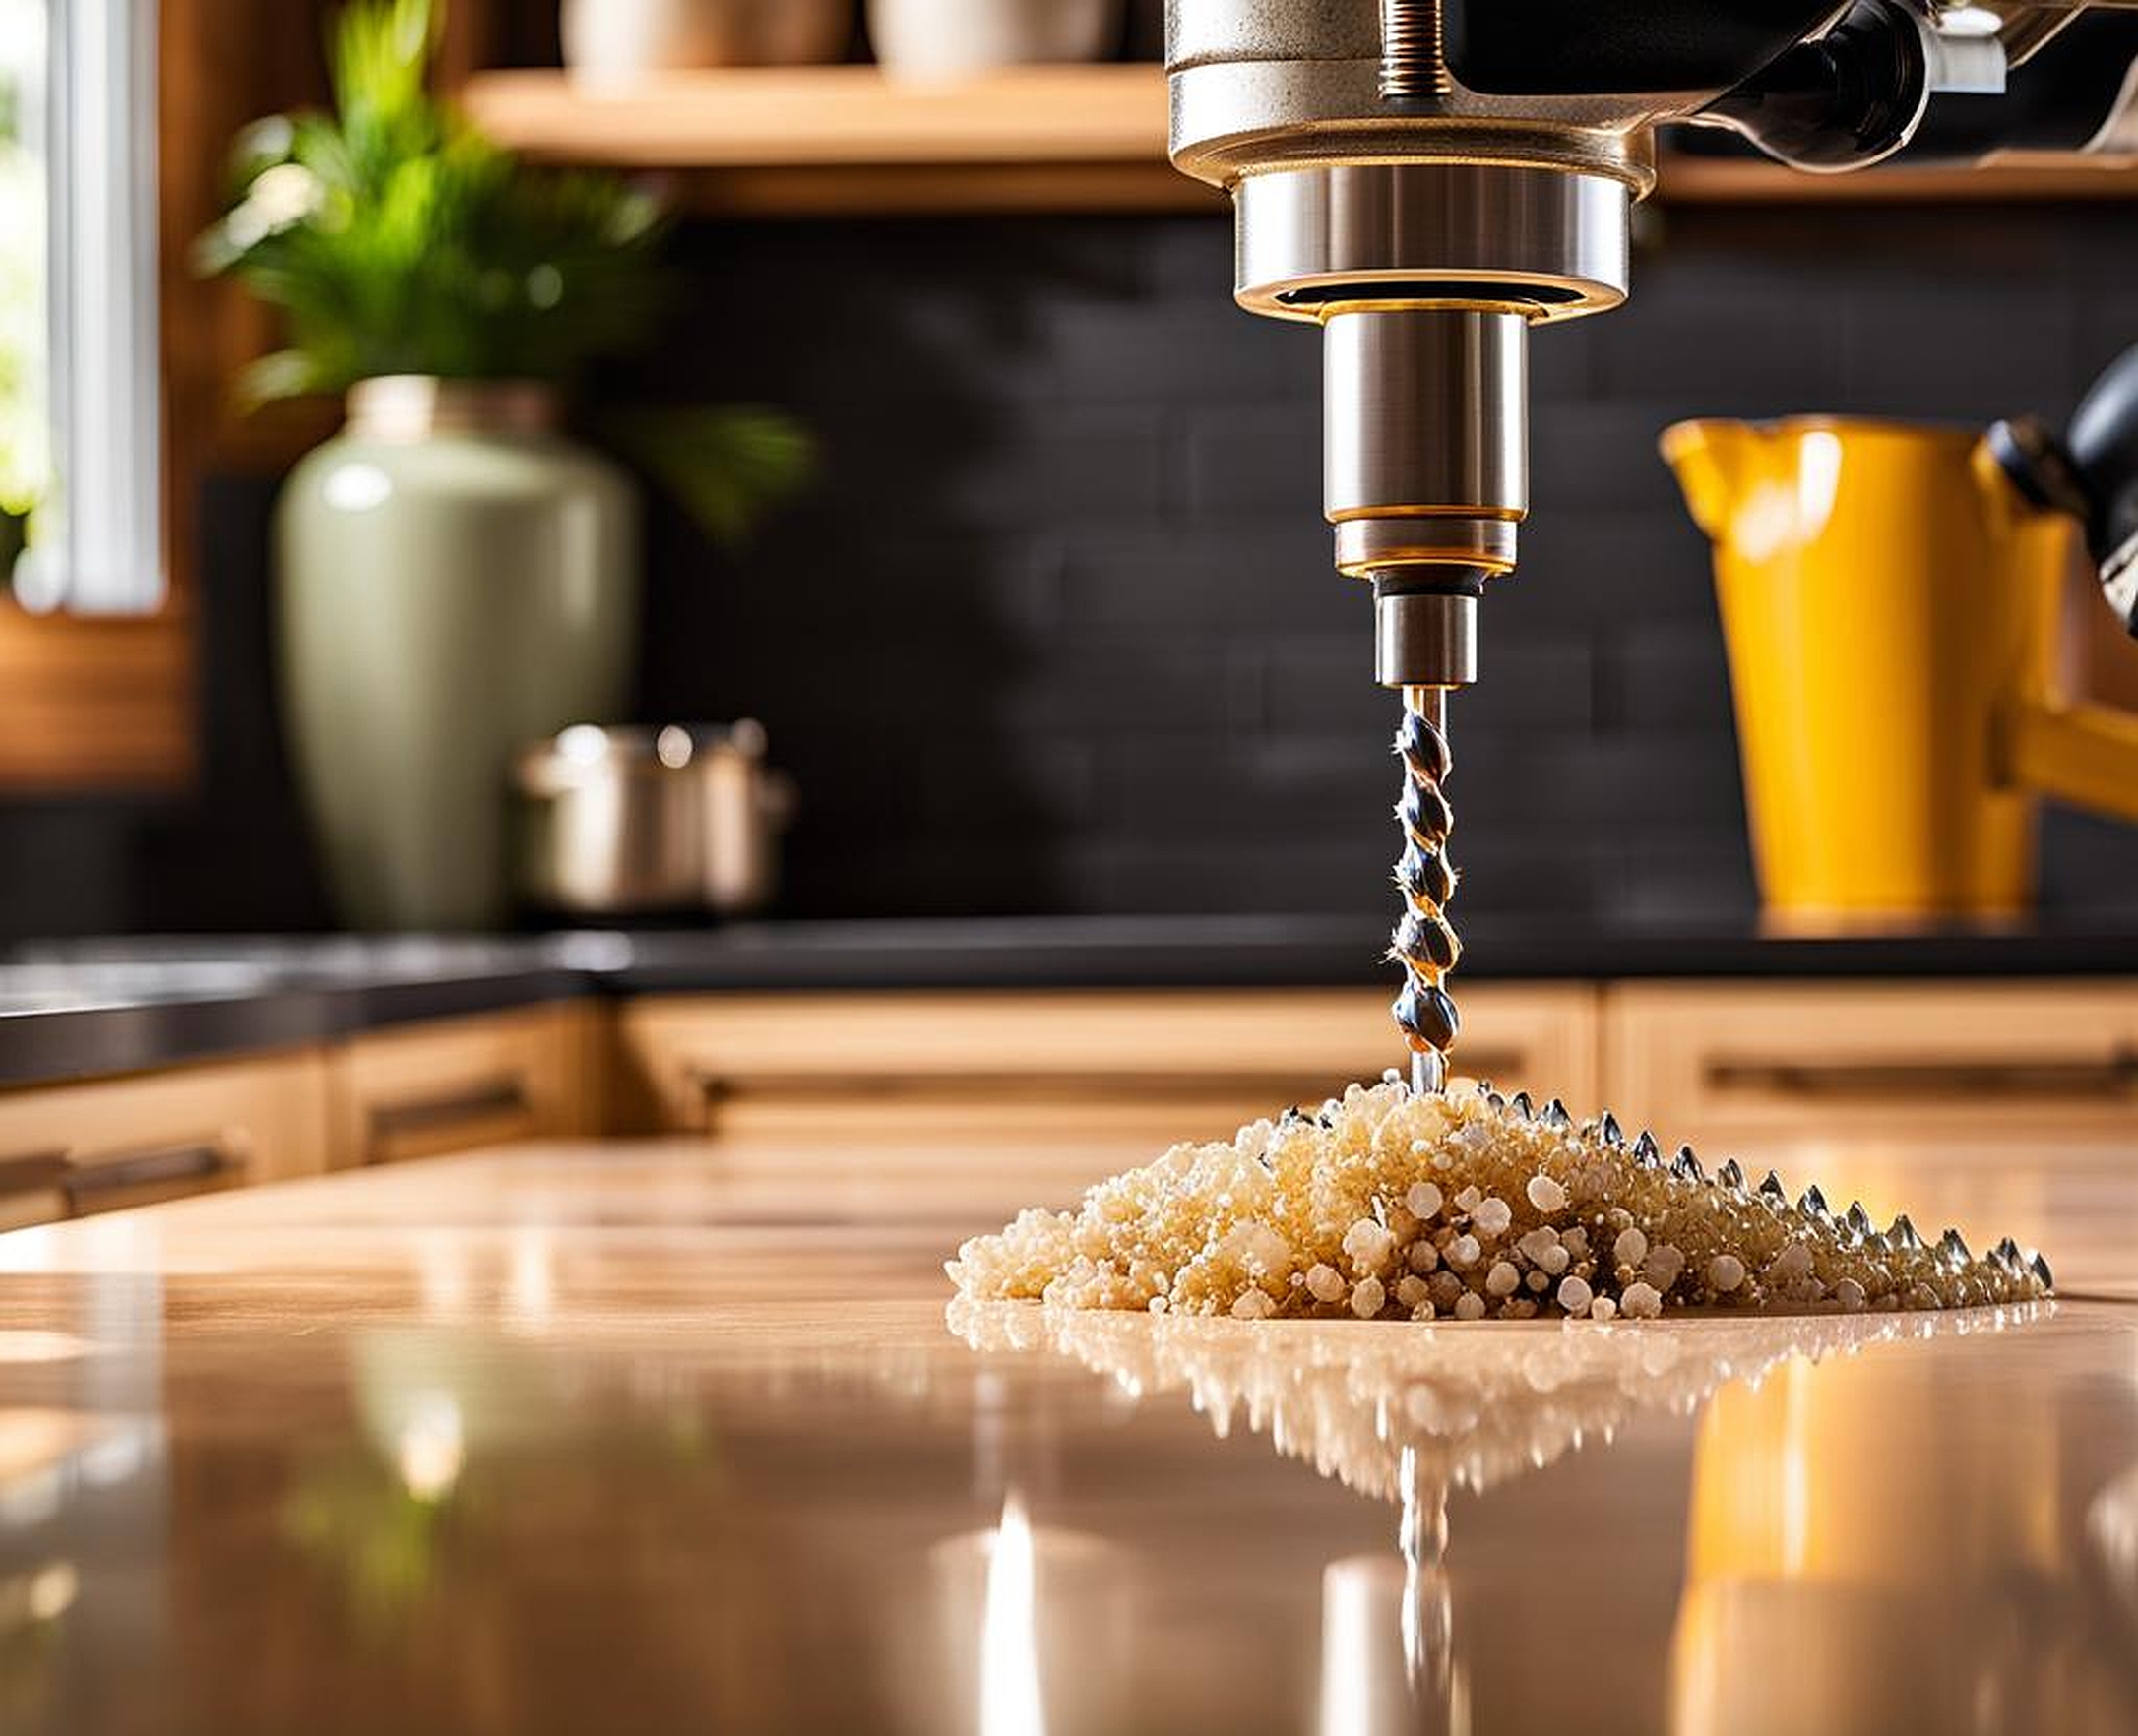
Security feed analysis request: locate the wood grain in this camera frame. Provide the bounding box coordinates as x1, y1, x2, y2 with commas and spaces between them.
462, 64, 1174, 168
1659, 149, 2138, 204
325, 1002, 602, 1169
0, 1134, 2132, 1733
0, 601, 196, 787
0, 1044, 330, 1222
610, 986, 1602, 1139
460, 63, 2138, 215
1604, 977, 2138, 1147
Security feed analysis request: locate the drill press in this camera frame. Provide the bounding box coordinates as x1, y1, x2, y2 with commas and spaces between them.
1163, 0, 2138, 1091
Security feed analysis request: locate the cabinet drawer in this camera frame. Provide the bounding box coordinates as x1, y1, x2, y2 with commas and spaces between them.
326, 1004, 597, 1168
1604, 979, 2138, 1147
0, 1051, 330, 1227
614, 986, 1600, 1141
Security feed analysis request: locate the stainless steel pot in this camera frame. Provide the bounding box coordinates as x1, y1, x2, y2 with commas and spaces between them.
513, 722, 794, 917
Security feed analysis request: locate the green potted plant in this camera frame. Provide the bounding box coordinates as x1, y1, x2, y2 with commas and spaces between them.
200, 0, 808, 931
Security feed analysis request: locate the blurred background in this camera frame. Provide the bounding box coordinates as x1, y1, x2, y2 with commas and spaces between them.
4, 0, 2138, 941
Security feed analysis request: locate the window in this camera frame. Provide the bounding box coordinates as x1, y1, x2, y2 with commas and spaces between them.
0, 0, 162, 615
0, 0, 47, 591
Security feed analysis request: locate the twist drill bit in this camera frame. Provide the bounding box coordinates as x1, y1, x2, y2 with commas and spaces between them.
1390, 687, 1460, 1094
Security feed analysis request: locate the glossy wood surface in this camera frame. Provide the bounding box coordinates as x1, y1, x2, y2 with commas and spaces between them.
459, 65, 2138, 216
0, 1124, 2133, 1734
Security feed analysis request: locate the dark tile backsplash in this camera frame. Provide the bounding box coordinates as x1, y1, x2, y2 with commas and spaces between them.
614, 201, 2138, 926
11, 198, 2138, 938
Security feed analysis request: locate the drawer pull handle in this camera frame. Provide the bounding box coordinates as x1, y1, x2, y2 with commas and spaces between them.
365, 1076, 533, 1156
691, 1053, 1528, 1121
63, 1142, 236, 1202
0, 1150, 71, 1194
1708, 1053, 2138, 1101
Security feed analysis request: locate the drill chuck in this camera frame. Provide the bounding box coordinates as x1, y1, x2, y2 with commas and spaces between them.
1374, 583, 1479, 689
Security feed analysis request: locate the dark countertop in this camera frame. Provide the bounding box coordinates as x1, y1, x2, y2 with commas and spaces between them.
5, 913, 2138, 1087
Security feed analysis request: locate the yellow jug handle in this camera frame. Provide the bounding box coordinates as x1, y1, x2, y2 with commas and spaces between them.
2001, 697, 2138, 825
1660, 419, 1750, 542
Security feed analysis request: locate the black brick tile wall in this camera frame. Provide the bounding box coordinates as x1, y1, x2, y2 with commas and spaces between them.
8, 201, 2138, 941
610, 201, 2138, 925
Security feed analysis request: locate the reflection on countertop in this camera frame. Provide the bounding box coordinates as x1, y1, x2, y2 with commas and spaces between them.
0, 1135, 2131, 1732
951, 1297, 2093, 1736
948, 1296, 2043, 1503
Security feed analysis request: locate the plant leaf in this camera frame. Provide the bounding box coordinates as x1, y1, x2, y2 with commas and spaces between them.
195, 0, 679, 393
606, 406, 816, 548
234, 347, 332, 407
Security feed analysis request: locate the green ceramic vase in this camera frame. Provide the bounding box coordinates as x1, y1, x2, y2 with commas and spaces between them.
276, 376, 640, 930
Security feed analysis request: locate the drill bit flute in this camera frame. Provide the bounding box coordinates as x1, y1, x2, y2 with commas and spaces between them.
1392, 688, 1459, 1094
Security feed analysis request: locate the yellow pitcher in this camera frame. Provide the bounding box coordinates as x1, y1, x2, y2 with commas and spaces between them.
1663, 415, 2138, 929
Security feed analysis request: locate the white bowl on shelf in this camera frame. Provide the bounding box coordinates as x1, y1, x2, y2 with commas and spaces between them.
865, 0, 1123, 82
562, 0, 853, 80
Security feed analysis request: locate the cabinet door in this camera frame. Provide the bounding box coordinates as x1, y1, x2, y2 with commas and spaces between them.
1604, 979, 2138, 1149
0, 1050, 331, 1227
613, 985, 1600, 1142
326, 1003, 598, 1168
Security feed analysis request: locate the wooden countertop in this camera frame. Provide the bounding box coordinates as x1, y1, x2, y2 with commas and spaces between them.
0, 1129, 2134, 1733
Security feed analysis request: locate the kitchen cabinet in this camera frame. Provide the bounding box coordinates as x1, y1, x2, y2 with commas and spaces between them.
0, 1050, 330, 1228
325, 1003, 599, 1169
1603, 979, 2138, 1149
5, 976, 2131, 1229
611, 985, 1601, 1141
0, 1006, 601, 1230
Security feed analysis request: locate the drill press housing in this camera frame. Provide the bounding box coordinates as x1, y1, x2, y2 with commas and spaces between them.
1166, 0, 2138, 683
1166, 0, 1974, 690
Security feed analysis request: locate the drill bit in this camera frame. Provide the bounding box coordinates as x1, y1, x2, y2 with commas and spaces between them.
1390, 686, 1460, 1094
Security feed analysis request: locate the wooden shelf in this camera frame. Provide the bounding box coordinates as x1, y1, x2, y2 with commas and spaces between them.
465, 64, 1168, 168
461, 63, 1211, 214
1659, 150, 2138, 204
460, 63, 2138, 216
0, 604, 195, 790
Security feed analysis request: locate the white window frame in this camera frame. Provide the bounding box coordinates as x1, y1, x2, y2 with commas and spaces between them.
16, 0, 162, 615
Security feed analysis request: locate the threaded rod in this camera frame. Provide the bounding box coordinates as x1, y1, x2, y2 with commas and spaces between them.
1380, 0, 1451, 99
